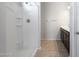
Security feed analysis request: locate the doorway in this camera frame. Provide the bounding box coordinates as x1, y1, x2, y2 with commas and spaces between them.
35, 2, 70, 57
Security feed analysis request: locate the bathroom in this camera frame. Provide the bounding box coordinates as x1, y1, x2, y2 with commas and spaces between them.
35, 2, 70, 57
0, 2, 77, 57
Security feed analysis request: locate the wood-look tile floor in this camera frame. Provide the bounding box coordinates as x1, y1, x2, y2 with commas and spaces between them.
34, 40, 69, 57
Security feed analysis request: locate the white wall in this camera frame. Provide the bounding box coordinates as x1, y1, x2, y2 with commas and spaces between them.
0, 3, 6, 56
41, 2, 70, 40
41, 3, 45, 39
0, 3, 18, 56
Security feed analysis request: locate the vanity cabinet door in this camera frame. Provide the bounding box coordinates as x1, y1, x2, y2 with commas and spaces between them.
60, 28, 70, 53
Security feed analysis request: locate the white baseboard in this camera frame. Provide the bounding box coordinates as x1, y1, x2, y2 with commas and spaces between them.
41, 39, 61, 40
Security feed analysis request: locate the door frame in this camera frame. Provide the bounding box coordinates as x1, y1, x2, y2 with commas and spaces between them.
70, 2, 77, 57
39, 2, 77, 57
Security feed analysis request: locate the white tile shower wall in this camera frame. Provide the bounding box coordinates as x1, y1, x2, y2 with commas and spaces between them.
23, 2, 40, 52
0, 2, 40, 57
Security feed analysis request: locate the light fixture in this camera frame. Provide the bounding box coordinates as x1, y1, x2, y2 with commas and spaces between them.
68, 6, 70, 10
24, 2, 32, 6
24, 2, 36, 6
25, 2, 28, 4
25, 2, 31, 6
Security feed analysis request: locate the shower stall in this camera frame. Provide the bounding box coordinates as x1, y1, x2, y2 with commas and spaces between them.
0, 2, 41, 57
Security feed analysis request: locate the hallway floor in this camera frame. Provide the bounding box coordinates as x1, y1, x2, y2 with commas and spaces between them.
34, 40, 69, 57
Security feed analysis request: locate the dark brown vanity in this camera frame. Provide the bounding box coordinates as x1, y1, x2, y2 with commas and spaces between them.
60, 28, 70, 54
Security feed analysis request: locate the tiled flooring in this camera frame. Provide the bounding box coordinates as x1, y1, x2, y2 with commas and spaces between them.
34, 40, 69, 57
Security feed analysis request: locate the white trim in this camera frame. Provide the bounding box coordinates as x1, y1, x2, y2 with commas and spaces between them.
70, 2, 77, 57
32, 48, 38, 57
32, 47, 41, 57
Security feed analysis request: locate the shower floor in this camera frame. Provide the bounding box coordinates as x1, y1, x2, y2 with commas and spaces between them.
34, 40, 69, 57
